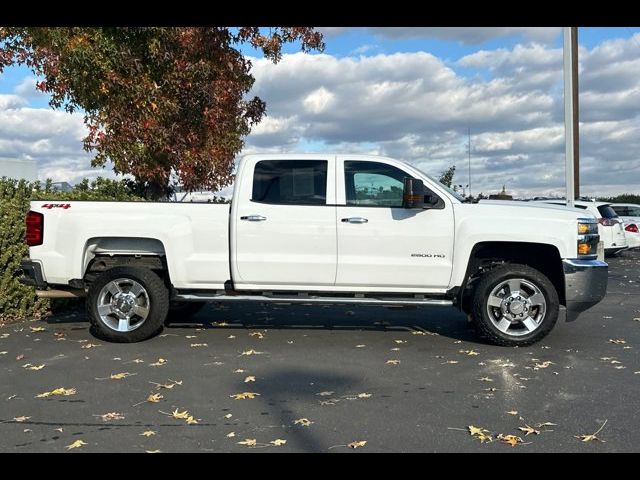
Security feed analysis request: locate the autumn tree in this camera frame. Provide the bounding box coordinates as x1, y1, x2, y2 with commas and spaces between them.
0, 27, 324, 198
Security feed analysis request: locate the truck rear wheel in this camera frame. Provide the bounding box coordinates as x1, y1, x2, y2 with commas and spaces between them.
87, 267, 169, 343
471, 264, 559, 346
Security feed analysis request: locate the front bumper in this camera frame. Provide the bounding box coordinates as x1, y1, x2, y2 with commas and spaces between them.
16, 260, 48, 289
563, 258, 608, 321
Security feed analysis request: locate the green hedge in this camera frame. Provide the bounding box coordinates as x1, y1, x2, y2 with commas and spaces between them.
0, 177, 143, 323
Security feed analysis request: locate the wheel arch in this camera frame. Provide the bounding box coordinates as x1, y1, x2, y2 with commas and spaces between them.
458, 241, 565, 313
82, 237, 170, 285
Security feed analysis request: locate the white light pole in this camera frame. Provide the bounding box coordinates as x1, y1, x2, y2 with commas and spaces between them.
563, 27, 579, 208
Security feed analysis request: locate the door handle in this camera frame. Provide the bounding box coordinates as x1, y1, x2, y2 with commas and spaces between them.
240, 215, 267, 222
341, 217, 368, 224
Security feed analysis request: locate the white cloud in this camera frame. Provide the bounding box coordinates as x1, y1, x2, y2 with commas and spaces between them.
1, 32, 639, 198
319, 27, 562, 45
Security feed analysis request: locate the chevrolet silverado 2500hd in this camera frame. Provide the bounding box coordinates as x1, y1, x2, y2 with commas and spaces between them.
19, 154, 608, 345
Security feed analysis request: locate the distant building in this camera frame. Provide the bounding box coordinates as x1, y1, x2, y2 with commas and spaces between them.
489, 185, 513, 200
51, 182, 73, 192
0, 158, 38, 181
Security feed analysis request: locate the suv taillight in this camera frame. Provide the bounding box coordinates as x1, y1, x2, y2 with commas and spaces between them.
25, 211, 44, 246
626, 224, 639, 233
598, 217, 619, 227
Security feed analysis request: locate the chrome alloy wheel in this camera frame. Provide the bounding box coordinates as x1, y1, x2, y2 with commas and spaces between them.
96, 278, 150, 332
486, 278, 547, 337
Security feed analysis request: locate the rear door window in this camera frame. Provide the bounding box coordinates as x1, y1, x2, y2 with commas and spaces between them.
252, 160, 328, 206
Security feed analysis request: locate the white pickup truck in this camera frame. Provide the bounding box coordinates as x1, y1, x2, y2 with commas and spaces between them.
19, 154, 608, 346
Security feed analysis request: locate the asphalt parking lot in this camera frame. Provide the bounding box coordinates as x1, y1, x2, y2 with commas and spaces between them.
1, 250, 639, 452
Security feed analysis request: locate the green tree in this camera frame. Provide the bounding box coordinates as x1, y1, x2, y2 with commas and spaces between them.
438, 165, 456, 188
0, 27, 324, 198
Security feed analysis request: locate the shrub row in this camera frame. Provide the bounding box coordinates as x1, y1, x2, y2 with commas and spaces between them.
0, 177, 143, 323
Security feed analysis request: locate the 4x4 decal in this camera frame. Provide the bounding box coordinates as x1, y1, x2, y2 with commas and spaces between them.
41, 203, 71, 209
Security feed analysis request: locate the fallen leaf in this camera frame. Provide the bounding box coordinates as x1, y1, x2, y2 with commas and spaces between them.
536, 422, 558, 428
230, 392, 260, 400
575, 420, 607, 442
140, 431, 156, 437
518, 425, 540, 436
294, 418, 314, 427
54, 428, 63, 433
110, 372, 135, 380
226, 432, 236, 438
81, 343, 100, 349
316, 391, 334, 396
250, 332, 265, 339
348, 440, 367, 449
66, 440, 87, 450
386, 359, 401, 365
96, 412, 125, 421
16, 354, 24, 360
241, 349, 264, 356
468, 425, 492, 443
169, 409, 189, 419
608, 339, 626, 345
270, 439, 287, 446
443, 360, 459, 364
355, 344, 366, 348
238, 439, 257, 446
224, 414, 233, 419
497, 434, 523, 447
23, 363, 45, 371
534, 361, 554, 369
146, 450, 162, 453
357, 393, 372, 398
507, 411, 519, 416
147, 393, 164, 403
228, 335, 236, 339
244, 376, 256, 383
190, 343, 208, 347
131, 359, 145, 364
478, 377, 493, 382
394, 340, 406, 344
36, 387, 76, 398
152, 380, 181, 390
14, 416, 31, 422
186, 416, 198, 425
459, 349, 480, 356
150, 358, 167, 366
234, 369, 246, 373
30, 326, 46, 333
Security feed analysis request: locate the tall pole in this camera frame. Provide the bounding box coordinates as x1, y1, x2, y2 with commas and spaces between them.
468, 127, 471, 198
564, 27, 580, 207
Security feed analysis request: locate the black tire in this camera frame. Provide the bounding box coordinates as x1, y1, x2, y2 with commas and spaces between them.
167, 301, 206, 320
87, 267, 169, 343
471, 263, 559, 346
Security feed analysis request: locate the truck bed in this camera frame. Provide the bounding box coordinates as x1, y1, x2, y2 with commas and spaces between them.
28, 201, 231, 289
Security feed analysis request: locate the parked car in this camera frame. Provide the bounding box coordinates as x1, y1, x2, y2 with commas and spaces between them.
19, 154, 608, 346
534, 200, 627, 256
610, 203, 640, 224
622, 222, 640, 249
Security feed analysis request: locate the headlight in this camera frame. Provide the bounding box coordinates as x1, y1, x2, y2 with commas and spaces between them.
577, 218, 599, 257
578, 220, 598, 235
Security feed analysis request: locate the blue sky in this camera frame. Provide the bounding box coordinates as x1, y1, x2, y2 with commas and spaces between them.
1, 27, 640, 197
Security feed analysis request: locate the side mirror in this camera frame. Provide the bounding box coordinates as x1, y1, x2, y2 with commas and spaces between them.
402, 178, 426, 209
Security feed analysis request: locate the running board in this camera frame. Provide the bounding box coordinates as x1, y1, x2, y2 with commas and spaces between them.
173, 292, 453, 306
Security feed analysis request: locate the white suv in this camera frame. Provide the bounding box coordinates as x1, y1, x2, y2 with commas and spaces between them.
537, 200, 628, 256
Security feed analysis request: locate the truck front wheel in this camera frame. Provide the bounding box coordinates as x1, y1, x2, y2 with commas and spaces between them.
87, 267, 169, 343
471, 264, 559, 346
